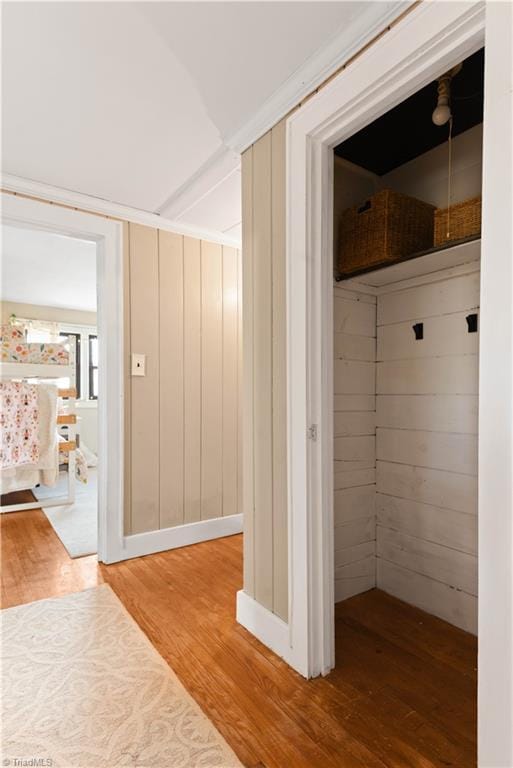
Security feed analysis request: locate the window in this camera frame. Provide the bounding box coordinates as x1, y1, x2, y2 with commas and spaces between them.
59, 324, 97, 401
21, 318, 97, 401
60, 332, 81, 399
88, 335, 98, 400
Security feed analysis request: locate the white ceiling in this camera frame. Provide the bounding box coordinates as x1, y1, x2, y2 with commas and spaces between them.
1, 226, 97, 312
2, 2, 407, 241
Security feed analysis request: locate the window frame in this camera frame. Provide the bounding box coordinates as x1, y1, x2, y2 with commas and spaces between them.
88, 333, 98, 401
59, 331, 82, 399
58, 322, 98, 403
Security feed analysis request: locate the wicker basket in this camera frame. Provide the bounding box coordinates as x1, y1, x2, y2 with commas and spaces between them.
434, 196, 481, 246
338, 189, 435, 277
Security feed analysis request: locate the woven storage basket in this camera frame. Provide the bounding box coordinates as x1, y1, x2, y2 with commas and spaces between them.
338, 189, 435, 277
434, 196, 481, 246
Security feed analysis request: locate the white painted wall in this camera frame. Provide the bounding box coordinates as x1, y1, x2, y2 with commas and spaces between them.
333, 263, 480, 635
76, 404, 98, 454
375, 267, 480, 634
333, 284, 377, 602
1, 301, 97, 328
1, 226, 97, 312
382, 123, 482, 208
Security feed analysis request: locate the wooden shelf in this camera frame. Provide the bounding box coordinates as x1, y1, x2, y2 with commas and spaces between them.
339, 237, 480, 291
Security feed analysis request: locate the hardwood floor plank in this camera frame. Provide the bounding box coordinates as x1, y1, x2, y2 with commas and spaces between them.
1, 509, 477, 767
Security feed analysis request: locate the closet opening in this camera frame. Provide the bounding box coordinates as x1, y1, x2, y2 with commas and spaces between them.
332, 47, 483, 760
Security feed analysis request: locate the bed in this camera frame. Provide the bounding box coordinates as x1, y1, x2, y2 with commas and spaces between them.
0, 324, 87, 513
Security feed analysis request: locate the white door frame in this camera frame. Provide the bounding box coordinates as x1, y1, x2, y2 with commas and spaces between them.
1, 193, 125, 564
286, 1, 513, 765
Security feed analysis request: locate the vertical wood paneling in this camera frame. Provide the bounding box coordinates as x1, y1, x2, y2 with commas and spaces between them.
122, 222, 132, 535
252, 131, 274, 610
201, 240, 223, 520
159, 231, 184, 528
183, 237, 202, 524
222, 246, 239, 518
271, 120, 288, 620
127, 225, 240, 535
241, 148, 255, 596
129, 223, 160, 534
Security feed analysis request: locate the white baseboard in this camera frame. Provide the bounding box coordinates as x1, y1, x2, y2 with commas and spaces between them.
110, 513, 243, 563
236, 590, 291, 662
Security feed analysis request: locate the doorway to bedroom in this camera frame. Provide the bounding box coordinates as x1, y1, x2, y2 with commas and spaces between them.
1, 224, 99, 560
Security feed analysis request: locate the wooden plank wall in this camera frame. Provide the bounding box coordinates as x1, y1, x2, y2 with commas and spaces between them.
333, 285, 377, 602
126, 223, 241, 535
375, 269, 480, 633
241, 120, 288, 620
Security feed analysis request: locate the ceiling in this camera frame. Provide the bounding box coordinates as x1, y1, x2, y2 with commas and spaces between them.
1, 226, 97, 312
1, 1, 408, 241
335, 48, 484, 176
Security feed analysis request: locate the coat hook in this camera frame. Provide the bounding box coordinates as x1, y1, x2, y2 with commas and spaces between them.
412, 322, 424, 340
466, 313, 478, 333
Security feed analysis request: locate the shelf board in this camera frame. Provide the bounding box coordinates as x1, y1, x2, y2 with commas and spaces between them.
339, 236, 480, 289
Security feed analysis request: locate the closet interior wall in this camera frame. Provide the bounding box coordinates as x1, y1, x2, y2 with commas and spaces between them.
334, 262, 480, 634
334, 285, 377, 602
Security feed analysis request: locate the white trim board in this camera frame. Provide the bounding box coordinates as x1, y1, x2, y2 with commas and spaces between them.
156, 146, 240, 220
236, 591, 290, 663
122, 514, 243, 562
1, 192, 125, 566
1, 174, 241, 249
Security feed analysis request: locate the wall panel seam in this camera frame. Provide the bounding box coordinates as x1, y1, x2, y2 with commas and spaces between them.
251, 149, 257, 594
199, 240, 203, 520
182, 238, 186, 525
376, 522, 478, 556
375, 554, 477, 597
126, 224, 132, 535
270, 129, 275, 614
157, 232, 162, 529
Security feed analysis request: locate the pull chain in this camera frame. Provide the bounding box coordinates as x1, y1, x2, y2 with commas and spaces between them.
446, 117, 453, 240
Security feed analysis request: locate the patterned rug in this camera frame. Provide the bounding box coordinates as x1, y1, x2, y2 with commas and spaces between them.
1, 584, 242, 767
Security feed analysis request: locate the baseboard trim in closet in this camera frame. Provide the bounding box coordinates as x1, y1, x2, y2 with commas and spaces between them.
120, 513, 243, 562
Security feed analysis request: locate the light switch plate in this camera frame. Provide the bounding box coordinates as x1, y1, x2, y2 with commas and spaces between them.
131, 353, 146, 376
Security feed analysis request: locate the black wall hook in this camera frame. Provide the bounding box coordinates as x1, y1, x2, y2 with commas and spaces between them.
412, 322, 424, 340
466, 313, 478, 333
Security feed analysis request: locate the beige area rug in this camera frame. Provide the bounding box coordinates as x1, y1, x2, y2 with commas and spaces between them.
36, 470, 98, 558
1, 584, 242, 768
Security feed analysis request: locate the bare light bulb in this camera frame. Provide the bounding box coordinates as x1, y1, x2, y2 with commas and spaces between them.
432, 103, 451, 126
432, 73, 453, 126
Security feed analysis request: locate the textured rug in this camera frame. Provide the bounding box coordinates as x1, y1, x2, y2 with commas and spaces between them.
36, 470, 97, 558
1, 585, 242, 768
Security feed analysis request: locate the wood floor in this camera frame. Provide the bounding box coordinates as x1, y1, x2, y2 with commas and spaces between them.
1, 505, 477, 768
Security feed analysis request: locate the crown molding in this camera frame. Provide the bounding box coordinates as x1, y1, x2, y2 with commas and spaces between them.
1, 173, 241, 249
225, 1, 415, 153
157, 145, 240, 220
